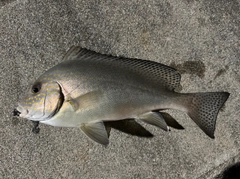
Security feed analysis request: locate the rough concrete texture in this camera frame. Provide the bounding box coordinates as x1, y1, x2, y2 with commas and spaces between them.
0, 0, 15, 8
0, 0, 239, 178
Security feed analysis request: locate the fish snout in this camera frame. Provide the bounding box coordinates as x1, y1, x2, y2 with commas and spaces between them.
13, 109, 21, 116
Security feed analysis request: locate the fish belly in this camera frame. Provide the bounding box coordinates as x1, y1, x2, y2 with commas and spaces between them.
41, 87, 171, 127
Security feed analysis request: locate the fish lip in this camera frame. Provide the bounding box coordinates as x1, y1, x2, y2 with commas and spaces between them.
16, 105, 29, 118
16, 104, 46, 121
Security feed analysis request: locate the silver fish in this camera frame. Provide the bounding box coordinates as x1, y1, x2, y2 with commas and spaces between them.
14, 46, 230, 145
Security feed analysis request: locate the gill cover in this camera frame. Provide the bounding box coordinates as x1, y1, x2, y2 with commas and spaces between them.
43, 82, 64, 120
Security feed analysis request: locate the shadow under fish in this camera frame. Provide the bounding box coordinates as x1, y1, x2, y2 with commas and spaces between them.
29, 112, 184, 138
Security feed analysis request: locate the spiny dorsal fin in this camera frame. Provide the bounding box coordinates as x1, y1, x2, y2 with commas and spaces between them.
62, 46, 82, 61
64, 46, 181, 91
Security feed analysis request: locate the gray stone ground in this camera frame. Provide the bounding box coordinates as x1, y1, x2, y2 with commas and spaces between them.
0, 0, 239, 178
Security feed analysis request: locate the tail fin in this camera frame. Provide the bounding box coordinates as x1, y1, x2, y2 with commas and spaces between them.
186, 92, 229, 138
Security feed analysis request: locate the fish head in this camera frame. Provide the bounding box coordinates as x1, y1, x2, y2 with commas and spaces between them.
15, 81, 63, 121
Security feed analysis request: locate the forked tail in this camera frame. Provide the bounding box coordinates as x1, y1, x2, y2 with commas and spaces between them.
184, 92, 229, 138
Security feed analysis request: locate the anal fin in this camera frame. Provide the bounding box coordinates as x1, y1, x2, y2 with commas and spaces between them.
160, 112, 184, 130
80, 121, 109, 145
138, 112, 170, 131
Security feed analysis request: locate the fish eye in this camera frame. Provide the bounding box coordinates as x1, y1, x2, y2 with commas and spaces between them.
31, 83, 41, 93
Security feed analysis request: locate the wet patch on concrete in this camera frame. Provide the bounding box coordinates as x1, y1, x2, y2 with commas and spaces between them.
170, 61, 206, 78
11, 117, 20, 126
214, 66, 229, 80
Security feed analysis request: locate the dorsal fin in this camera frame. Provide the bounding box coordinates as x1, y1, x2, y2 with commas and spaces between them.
62, 46, 82, 61
64, 46, 181, 91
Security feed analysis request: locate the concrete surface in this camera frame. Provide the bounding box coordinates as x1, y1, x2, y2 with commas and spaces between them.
0, 0, 239, 178
0, 0, 15, 8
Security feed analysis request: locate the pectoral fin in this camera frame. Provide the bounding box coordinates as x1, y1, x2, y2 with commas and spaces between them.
138, 112, 170, 131
67, 91, 103, 112
80, 121, 109, 145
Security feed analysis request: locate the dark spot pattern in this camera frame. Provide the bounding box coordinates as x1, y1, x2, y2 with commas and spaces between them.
75, 48, 181, 91
189, 92, 229, 138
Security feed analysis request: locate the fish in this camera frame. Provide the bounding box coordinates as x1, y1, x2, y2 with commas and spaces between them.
13, 46, 230, 145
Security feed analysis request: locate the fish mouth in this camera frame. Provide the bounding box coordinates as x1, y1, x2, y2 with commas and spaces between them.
15, 105, 29, 118
14, 104, 43, 121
